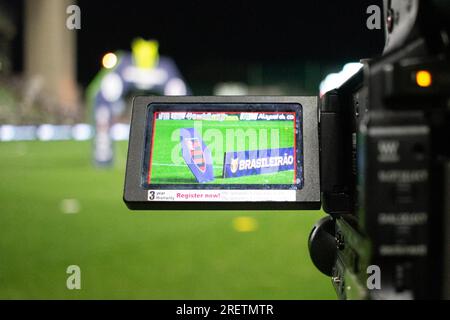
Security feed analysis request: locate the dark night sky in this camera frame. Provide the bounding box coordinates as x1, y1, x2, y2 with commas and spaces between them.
10, 0, 385, 87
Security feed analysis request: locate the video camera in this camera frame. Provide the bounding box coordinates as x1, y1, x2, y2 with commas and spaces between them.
123, 0, 450, 299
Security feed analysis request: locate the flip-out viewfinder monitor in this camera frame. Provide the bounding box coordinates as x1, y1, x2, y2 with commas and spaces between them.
124, 96, 319, 210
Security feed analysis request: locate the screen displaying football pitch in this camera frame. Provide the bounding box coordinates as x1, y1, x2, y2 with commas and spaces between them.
143, 110, 302, 188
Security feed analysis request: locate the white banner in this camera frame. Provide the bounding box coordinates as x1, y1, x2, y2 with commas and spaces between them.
147, 189, 296, 202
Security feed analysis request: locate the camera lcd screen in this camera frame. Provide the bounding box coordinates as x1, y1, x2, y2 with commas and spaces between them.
143, 105, 302, 197
124, 97, 320, 210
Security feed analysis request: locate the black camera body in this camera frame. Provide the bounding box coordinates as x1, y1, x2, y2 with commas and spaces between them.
311, 0, 450, 299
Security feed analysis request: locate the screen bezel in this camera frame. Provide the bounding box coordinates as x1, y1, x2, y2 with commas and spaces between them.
142, 104, 303, 190
124, 96, 320, 210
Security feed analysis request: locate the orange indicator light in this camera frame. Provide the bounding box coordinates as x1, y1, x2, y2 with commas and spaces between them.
416, 70, 432, 88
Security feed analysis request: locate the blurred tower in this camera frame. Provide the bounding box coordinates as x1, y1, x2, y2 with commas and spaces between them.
0, 2, 16, 75
24, 0, 79, 119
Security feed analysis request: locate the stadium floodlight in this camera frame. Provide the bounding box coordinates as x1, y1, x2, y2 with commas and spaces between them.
102, 52, 118, 69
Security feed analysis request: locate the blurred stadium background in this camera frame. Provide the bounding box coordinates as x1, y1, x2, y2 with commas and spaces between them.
0, 0, 383, 299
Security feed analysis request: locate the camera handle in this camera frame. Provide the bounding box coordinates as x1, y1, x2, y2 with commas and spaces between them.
308, 216, 337, 277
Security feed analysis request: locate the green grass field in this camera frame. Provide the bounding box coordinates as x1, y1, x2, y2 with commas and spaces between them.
151, 119, 296, 184
0, 140, 335, 299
